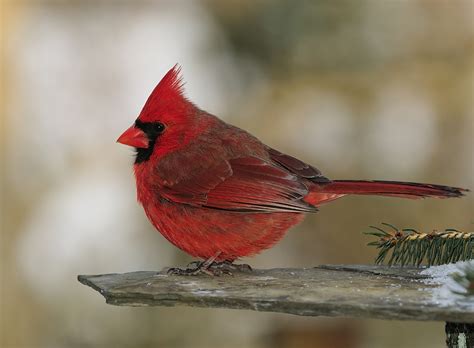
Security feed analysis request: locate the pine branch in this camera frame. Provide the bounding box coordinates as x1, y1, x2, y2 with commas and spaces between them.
365, 223, 474, 267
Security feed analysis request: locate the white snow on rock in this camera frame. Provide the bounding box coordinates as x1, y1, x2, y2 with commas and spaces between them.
419, 261, 473, 308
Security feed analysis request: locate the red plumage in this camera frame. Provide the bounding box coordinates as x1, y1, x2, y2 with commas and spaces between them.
117, 66, 468, 262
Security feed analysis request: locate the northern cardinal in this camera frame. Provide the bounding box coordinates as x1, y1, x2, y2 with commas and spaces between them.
117, 65, 467, 275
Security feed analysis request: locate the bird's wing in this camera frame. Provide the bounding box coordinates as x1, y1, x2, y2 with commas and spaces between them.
267, 148, 331, 184
159, 156, 317, 213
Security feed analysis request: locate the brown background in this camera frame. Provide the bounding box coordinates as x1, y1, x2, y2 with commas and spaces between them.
1, 1, 473, 347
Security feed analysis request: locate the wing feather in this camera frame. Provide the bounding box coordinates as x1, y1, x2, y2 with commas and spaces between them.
268, 148, 331, 184
160, 156, 316, 213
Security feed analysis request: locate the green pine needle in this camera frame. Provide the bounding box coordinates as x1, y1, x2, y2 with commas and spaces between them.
365, 223, 474, 267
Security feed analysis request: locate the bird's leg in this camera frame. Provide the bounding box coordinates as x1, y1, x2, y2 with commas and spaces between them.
166, 252, 225, 276
166, 254, 253, 276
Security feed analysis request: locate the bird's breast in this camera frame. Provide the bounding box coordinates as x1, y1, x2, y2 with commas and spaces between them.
139, 195, 304, 261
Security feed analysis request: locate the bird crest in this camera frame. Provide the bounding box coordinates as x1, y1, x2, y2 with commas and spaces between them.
138, 64, 192, 122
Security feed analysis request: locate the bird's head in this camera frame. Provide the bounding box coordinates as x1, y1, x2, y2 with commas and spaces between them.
117, 65, 202, 164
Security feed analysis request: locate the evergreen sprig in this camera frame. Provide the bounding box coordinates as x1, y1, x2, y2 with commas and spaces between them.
365, 223, 473, 267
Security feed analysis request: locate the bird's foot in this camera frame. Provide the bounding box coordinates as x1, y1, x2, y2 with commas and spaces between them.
166, 261, 231, 276
166, 259, 252, 277
185, 260, 201, 269
166, 265, 216, 276
211, 260, 253, 274
166, 252, 226, 276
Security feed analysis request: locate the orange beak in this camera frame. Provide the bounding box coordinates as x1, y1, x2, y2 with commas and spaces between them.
116, 125, 149, 148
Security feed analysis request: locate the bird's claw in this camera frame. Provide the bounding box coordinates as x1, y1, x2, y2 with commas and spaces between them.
213, 260, 253, 273
166, 264, 231, 276
185, 260, 202, 269
166, 266, 214, 276
165, 260, 252, 277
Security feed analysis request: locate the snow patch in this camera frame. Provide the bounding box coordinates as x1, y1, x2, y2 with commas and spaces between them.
419, 261, 473, 308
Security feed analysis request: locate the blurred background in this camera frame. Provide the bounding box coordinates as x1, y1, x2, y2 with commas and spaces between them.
1, 0, 473, 347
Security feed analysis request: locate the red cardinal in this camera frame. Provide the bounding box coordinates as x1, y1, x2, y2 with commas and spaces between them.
117, 65, 467, 275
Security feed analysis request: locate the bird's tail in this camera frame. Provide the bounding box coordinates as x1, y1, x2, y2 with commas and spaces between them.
322, 180, 467, 198
305, 180, 468, 206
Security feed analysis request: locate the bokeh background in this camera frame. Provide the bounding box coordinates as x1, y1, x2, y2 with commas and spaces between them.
1, 1, 473, 347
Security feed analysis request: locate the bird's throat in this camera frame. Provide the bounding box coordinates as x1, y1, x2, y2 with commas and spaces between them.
134, 140, 155, 164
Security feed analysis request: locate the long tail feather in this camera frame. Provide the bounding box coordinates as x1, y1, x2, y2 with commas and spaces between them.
319, 180, 468, 199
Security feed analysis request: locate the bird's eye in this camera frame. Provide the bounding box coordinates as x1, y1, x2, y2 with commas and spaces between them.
134, 120, 165, 138
153, 122, 165, 134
